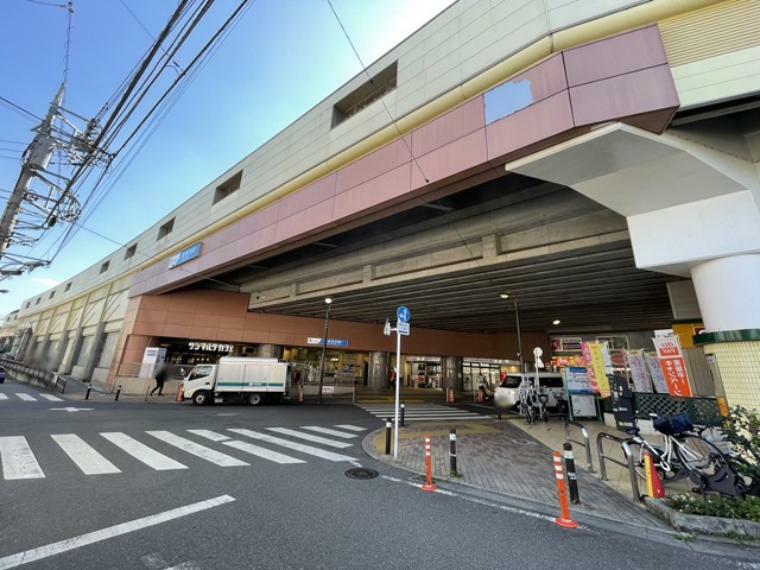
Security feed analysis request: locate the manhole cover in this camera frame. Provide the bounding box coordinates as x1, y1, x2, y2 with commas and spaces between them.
345, 468, 378, 480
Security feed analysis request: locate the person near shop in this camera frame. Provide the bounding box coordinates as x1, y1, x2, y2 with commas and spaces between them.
151, 364, 168, 396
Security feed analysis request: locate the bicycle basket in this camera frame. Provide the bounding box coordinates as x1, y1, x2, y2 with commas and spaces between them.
653, 413, 693, 436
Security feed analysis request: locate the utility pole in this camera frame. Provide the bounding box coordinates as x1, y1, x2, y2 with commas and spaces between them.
0, 86, 63, 259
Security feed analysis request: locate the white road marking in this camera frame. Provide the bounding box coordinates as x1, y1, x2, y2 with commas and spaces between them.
300, 426, 357, 439
0, 495, 235, 570
101, 432, 187, 471
229, 429, 357, 462
266, 427, 353, 449
0, 394, 8, 400
0, 436, 45, 480
52, 434, 121, 475
380, 475, 557, 524
223, 439, 305, 464
187, 429, 230, 442
39, 394, 63, 402
49, 407, 93, 412
333, 424, 366, 432
146, 431, 248, 467
165, 562, 200, 570
15, 393, 37, 402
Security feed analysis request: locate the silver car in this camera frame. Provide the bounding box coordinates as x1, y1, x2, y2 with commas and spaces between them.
494, 372, 565, 410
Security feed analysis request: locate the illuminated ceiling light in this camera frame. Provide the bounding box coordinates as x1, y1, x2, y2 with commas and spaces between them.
499, 292, 510, 299
324, 297, 333, 305
552, 319, 561, 326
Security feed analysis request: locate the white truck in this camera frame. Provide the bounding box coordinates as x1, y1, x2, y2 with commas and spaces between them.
182, 357, 292, 406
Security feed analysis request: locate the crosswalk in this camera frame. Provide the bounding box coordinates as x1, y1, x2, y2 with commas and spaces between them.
358, 403, 491, 422
0, 391, 63, 402
0, 424, 368, 481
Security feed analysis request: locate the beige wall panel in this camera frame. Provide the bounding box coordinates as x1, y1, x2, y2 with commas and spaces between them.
81, 299, 105, 327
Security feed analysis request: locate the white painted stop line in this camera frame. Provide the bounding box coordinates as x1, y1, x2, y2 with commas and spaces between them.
0, 495, 235, 569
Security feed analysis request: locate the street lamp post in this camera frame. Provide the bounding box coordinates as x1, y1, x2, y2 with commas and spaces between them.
500, 293, 524, 373
317, 297, 332, 404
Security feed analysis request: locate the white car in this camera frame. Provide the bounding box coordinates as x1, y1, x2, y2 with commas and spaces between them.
493, 372, 565, 410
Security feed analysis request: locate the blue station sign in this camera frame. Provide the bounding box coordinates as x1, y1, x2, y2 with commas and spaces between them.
307, 337, 349, 348
169, 242, 202, 269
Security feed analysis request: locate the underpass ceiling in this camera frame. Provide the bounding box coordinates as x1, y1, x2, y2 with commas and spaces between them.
249, 244, 675, 333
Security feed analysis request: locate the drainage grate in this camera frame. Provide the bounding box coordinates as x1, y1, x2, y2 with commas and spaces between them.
345, 468, 379, 480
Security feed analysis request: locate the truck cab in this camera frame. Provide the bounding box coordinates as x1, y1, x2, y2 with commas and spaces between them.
183, 364, 217, 405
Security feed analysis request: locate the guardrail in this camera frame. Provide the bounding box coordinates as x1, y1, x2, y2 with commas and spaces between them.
596, 432, 640, 502
564, 420, 594, 473
0, 358, 66, 394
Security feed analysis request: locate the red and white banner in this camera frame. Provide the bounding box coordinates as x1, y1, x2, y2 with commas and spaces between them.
652, 336, 693, 397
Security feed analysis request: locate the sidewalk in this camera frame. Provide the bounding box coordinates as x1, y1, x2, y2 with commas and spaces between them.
365, 418, 664, 529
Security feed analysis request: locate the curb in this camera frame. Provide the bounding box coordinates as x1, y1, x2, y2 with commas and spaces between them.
361, 427, 760, 561
645, 497, 760, 540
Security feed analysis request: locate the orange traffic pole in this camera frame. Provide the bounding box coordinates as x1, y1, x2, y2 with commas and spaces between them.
421, 434, 438, 493
297, 383, 304, 404
553, 451, 579, 529
644, 450, 665, 498
175, 383, 184, 403
447, 387, 455, 405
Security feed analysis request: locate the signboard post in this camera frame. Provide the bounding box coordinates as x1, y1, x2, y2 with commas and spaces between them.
390, 306, 411, 459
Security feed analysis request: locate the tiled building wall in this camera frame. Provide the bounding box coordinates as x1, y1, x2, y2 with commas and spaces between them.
703, 341, 760, 411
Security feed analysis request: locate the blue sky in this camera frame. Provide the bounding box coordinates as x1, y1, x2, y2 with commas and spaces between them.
0, 0, 455, 315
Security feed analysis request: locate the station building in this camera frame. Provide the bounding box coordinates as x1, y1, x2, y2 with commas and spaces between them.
2, 0, 760, 409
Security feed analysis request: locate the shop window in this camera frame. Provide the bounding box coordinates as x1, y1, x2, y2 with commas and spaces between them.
100, 261, 110, 274
332, 61, 397, 127
124, 244, 137, 260
157, 218, 175, 240
213, 171, 242, 204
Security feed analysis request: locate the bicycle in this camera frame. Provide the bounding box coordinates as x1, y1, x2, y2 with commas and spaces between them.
624, 413, 744, 497
518, 377, 548, 424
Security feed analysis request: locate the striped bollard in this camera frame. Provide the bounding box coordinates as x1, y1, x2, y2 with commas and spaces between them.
449, 428, 458, 477
421, 434, 438, 493
553, 450, 578, 529
563, 442, 580, 505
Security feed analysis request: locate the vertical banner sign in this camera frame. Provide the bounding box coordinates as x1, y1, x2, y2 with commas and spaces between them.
652, 336, 693, 397
581, 342, 611, 397
581, 342, 599, 395
644, 352, 669, 394
626, 350, 653, 393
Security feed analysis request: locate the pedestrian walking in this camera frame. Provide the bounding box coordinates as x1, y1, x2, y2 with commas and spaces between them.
151, 364, 168, 396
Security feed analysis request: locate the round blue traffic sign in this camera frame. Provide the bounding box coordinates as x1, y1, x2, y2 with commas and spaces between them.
397, 306, 411, 323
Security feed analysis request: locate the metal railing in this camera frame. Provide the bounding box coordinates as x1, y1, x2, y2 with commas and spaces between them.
564, 420, 594, 473
0, 358, 66, 394
596, 432, 640, 502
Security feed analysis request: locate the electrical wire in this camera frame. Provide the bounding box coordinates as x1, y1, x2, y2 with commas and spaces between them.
0, 95, 44, 122
117, 0, 186, 74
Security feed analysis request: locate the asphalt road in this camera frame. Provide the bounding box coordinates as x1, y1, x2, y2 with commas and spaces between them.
0, 381, 753, 569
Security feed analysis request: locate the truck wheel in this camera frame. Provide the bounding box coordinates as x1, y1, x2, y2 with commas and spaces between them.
248, 393, 263, 406
193, 391, 209, 406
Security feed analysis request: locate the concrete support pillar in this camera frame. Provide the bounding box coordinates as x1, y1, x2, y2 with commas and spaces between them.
441, 356, 464, 393
690, 253, 760, 411
60, 327, 83, 375
52, 334, 70, 372
82, 322, 106, 381
691, 254, 760, 332
367, 351, 389, 391
257, 344, 283, 359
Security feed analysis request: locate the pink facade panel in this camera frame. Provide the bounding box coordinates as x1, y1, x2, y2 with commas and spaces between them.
411, 97, 485, 157
485, 91, 574, 161
275, 198, 335, 243
563, 25, 668, 87
569, 65, 679, 127
333, 162, 412, 220
238, 203, 279, 236
276, 174, 337, 220
411, 128, 488, 189
335, 138, 412, 193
